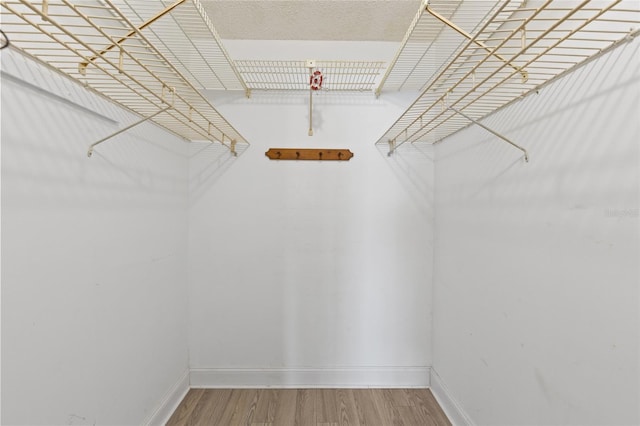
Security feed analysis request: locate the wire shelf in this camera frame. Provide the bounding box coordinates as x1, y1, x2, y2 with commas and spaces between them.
376, 0, 509, 95
110, 0, 247, 92
376, 0, 639, 148
1, 0, 248, 150
235, 60, 385, 92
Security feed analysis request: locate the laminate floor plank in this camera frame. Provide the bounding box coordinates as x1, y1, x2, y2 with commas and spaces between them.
192, 389, 232, 426
335, 389, 360, 426
397, 406, 426, 426
371, 389, 405, 426
215, 389, 245, 426
272, 389, 297, 426
184, 389, 223, 425
167, 388, 450, 426
166, 389, 205, 426
413, 389, 452, 426
316, 388, 339, 424
295, 388, 316, 425
254, 389, 280, 423
407, 390, 443, 424
383, 388, 412, 407
230, 388, 260, 426
351, 389, 382, 426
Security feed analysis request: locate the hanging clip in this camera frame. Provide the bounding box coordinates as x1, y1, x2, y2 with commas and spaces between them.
118, 47, 124, 74
78, 61, 88, 76
0, 29, 9, 50
42, 0, 49, 21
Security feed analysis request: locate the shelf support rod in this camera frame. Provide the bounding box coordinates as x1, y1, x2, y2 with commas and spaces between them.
308, 68, 314, 136
448, 107, 529, 162
87, 106, 171, 157
425, 2, 528, 83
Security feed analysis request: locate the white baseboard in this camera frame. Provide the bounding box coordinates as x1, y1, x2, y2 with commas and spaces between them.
190, 366, 430, 388
143, 369, 190, 426
430, 367, 474, 426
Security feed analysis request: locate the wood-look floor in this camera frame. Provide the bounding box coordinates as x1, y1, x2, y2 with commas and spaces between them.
166, 388, 451, 426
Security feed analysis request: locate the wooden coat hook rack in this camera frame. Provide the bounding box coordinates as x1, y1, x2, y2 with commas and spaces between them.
265, 148, 354, 161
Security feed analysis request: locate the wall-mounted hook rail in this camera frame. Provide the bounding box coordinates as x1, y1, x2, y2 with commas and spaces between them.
447, 107, 529, 162
87, 106, 171, 157
265, 148, 353, 161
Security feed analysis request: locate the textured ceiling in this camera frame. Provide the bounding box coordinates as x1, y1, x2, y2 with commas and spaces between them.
200, 0, 423, 41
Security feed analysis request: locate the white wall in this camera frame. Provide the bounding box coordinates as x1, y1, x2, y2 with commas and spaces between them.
1, 50, 190, 424
431, 37, 639, 425
187, 41, 435, 385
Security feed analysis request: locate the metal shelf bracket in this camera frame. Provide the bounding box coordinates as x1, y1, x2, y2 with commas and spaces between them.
87, 106, 171, 157
447, 107, 529, 162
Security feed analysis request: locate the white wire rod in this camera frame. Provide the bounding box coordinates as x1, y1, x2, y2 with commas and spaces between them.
539, 51, 610, 58
556, 37, 624, 44
578, 29, 638, 34
403, 0, 627, 146
82, 15, 123, 21
596, 17, 640, 23
87, 106, 171, 157
70, 3, 112, 10
237, 60, 383, 67
77, 24, 132, 31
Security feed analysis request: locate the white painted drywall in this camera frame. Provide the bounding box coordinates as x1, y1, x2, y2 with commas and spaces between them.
187, 42, 434, 380
1, 50, 190, 425
431, 37, 640, 425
